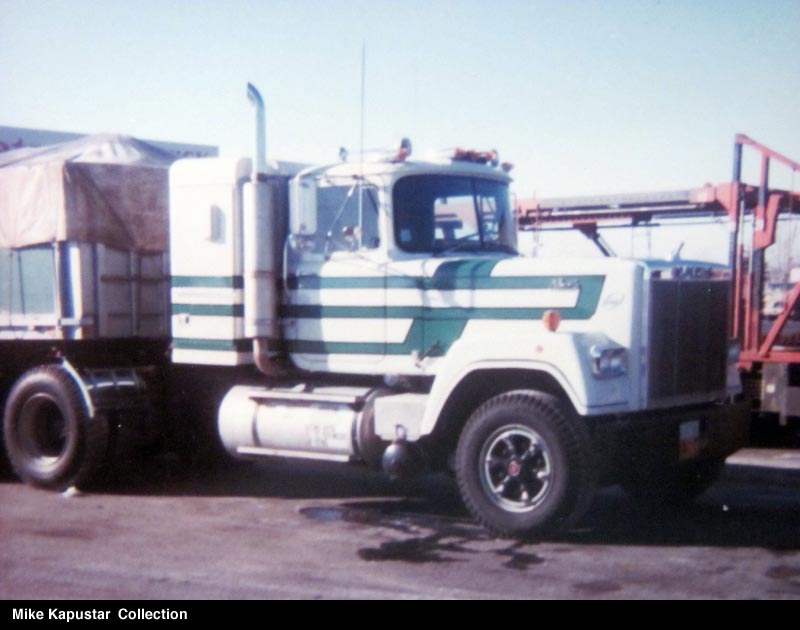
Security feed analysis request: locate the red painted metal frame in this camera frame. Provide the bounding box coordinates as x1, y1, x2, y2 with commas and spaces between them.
514, 134, 800, 369
753, 283, 800, 359
736, 134, 800, 173
733, 135, 800, 368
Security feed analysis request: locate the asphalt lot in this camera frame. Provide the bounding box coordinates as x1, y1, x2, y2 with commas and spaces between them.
1, 449, 799, 600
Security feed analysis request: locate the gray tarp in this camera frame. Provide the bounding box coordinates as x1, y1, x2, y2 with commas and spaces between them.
0, 134, 175, 252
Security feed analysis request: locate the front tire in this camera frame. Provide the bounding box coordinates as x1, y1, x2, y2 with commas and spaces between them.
3, 366, 108, 490
455, 391, 595, 538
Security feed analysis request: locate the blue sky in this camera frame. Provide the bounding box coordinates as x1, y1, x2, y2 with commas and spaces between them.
2, 0, 799, 199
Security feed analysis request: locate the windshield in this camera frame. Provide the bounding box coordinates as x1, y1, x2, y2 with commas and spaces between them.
393, 175, 516, 255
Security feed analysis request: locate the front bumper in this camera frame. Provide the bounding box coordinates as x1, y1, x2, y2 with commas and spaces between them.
591, 399, 751, 484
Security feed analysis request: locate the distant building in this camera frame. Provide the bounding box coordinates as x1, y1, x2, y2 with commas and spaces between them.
0, 126, 218, 159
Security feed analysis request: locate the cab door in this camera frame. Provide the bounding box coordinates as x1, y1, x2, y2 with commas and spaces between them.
284, 176, 387, 371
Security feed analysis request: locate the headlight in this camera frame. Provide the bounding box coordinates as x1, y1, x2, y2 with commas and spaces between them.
590, 345, 628, 379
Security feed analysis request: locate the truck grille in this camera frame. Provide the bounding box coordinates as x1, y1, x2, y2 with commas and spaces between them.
647, 279, 728, 404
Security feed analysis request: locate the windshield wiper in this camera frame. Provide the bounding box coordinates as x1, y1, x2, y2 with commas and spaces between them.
432, 236, 481, 257
481, 242, 518, 255
433, 240, 517, 258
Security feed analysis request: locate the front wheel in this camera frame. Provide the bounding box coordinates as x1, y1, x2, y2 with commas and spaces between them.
455, 391, 595, 538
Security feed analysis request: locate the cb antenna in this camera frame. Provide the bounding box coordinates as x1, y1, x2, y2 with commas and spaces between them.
360, 41, 366, 168
358, 41, 366, 244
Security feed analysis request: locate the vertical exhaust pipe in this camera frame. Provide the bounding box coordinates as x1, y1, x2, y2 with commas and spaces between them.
244, 83, 278, 375
246, 83, 267, 176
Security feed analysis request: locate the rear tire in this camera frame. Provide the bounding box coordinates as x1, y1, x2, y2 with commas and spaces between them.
455, 391, 595, 538
0, 429, 10, 478
3, 366, 108, 490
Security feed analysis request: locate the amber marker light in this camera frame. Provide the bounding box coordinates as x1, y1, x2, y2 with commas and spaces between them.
542, 310, 561, 332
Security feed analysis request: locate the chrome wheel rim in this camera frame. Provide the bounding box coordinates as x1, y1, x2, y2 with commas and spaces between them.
479, 425, 553, 513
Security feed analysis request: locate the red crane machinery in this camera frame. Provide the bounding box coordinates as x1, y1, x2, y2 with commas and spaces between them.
517, 134, 800, 435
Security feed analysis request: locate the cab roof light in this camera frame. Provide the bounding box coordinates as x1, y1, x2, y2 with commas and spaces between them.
452, 148, 513, 171
395, 137, 413, 162
452, 148, 497, 165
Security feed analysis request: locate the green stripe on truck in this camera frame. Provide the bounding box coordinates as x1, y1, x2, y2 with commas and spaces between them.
172, 338, 252, 352
171, 276, 244, 289
171, 304, 244, 317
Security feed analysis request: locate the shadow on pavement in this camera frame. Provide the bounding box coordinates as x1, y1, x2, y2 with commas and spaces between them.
303, 483, 800, 566
561, 486, 800, 550
5, 451, 799, 556
92, 452, 458, 504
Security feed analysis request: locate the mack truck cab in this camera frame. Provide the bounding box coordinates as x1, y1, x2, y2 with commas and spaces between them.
1, 85, 749, 538
164, 87, 749, 538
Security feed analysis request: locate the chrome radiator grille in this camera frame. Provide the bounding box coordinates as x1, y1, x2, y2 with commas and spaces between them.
647, 279, 728, 404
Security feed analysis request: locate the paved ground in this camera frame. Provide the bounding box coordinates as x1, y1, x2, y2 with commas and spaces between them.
0, 448, 798, 600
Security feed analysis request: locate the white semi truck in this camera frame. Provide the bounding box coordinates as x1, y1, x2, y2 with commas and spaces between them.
0, 86, 749, 537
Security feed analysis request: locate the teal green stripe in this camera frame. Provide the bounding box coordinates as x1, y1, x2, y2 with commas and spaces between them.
429, 276, 600, 291
422, 319, 467, 356
287, 276, 422, 290
172, 276, 244, 289
285, 304, 584, 320
433, 259, 501, 280
286, 274, 606, 356
287, 318, 466, 357
287, 340, 389, 355
286, 259, 504, 290
172, 304, 244, 317
283, 305, 421, 319
287, 274, 605, 292
282, 287, 604, 320
173, 338, 251, 352
574, 275, 605, 319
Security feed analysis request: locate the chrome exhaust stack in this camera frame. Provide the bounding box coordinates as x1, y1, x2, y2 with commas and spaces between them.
246, 83, 267, 176
244, 83, 278, 375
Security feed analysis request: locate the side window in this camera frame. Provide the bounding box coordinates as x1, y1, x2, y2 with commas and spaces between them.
314, 183, 380, 255
393, 178, 434, 252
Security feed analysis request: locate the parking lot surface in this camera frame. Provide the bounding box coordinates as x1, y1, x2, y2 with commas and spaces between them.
1, 449, 799, 599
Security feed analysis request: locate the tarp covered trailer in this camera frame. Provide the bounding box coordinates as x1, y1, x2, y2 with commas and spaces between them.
0, 134, 172, 342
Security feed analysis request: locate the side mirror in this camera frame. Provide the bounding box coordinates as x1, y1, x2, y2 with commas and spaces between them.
289, 176, 317, 235
288, 233, 315, 254
341, 225, 361, 251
